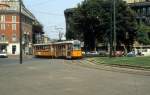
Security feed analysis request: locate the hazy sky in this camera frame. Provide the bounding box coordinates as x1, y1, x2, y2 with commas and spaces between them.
23, 0, 83, 39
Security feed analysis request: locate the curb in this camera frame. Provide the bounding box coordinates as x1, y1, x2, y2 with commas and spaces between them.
86, 58, 150, 71
104, 64, 150, 71
72, 59, 150, 76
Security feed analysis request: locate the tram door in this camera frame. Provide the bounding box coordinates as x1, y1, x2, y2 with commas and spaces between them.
67, 44, 72, 58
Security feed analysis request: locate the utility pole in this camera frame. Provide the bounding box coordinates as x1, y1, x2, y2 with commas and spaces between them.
109, 0, 113, 58
113, 0, 116, 53
19, 0, 22, 64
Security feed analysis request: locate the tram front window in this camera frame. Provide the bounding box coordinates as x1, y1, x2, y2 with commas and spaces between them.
73, 44, 81, 50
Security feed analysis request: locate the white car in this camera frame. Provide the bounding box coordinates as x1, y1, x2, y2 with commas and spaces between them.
86, 51, 99, 55
0, 52, 8, 58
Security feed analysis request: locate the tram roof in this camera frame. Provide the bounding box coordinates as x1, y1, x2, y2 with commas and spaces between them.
54, 40, 80, 45
34, 40, 80, 46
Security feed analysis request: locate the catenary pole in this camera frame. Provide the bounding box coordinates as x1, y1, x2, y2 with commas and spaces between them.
113, 0, 116, 53
19, 0, 22, 64
109, 0, 113, 58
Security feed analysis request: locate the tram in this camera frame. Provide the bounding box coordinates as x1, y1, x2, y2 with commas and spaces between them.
33, 40, 82, 59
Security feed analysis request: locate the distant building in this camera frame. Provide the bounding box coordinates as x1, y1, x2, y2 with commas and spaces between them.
64, 8, 75, 40
126, 0, 150, 25
125, 0, 150, 51
0, 0, 36, 55
32, 20, 44, 44
126, 0, 149, 3
42, 34, 50, 44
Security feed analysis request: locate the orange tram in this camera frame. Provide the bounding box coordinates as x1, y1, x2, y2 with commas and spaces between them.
33, 40, 82, 59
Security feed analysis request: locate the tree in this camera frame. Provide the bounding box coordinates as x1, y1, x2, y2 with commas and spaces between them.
137, 23, 150, 45
65, 0, 137, 51
58, 32, 64, 41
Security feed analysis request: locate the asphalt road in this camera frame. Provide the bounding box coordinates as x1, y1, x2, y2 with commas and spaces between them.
0, 56, 45, 65
0, 57, 150, 95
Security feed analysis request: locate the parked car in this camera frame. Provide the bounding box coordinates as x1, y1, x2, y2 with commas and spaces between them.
98, 51, 109, 56
0, 51, 8, 58
112, 51, 124, 57
86, 51, 99, 56
127, 51, 136, 57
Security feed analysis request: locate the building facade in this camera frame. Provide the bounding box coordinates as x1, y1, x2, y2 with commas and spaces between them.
0, 0, 35, 55
126, 0, 150, 3
126, 0, 150, 25
32, 21, 45, 44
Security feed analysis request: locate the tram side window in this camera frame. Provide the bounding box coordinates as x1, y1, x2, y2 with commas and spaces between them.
40, 46, 42, 50
43, 45, 46, 50
39, 46, 41, 50
35, 46, 37, 50
45, 45, 48, 50
36, 46, 39, 50
38, 46, 40, 50
68, 44, 73, 51
62, 45, 65, 50
42, 46, 44, 50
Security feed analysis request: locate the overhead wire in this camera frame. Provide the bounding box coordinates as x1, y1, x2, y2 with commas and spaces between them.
28, 0, 51, 6
31, 10, 64, 16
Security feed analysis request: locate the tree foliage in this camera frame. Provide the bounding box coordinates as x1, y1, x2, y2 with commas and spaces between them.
137, 23, 150, 45
65, 0, 137, 51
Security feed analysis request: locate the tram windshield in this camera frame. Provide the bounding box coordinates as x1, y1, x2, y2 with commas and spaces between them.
73, 44, 81, 50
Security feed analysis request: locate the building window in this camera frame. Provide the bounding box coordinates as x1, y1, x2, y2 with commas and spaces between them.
12, 16, 16, 22
0, 34, 6, 41
12, 24, 16, 30
0, 15, 5, 22
143, 8, 146, 16
1, 24, 5, 30
12, 33, 17, 42
148, 7, 150, 15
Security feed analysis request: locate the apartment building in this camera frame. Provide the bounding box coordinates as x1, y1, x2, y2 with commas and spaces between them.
0, 0, 35, 55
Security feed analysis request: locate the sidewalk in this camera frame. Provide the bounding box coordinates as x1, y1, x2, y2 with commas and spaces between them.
8, 55, 33, 59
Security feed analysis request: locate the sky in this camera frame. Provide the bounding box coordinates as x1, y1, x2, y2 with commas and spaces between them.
23, 0, 83, 39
